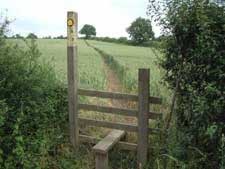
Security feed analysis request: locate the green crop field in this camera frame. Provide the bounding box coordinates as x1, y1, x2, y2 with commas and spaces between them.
37, 39, 106, 90
10, 39, 170, 105
87, 40, 171, 104
10, 39, 106, 90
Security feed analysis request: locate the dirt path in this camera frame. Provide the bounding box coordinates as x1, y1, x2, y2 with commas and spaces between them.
85, 40, 127, 107
84, 40, 136, 124
103, 61, 125, 108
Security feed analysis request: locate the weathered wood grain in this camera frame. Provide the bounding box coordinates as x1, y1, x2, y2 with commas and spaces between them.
95, 152, 108, 169
79, 135, 138, 151
78, 88, 137, 100
67, 11, 79, 148
93, 130, 125, 154
79, 118, 137, 132
78, 103, 137, 116
78, 103, 162, 119
79, 118, 160, 134
137, 69, 149, 168
78, 88, 162, 104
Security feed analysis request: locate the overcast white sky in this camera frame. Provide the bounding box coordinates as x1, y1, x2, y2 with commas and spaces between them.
1, 0, 161, 38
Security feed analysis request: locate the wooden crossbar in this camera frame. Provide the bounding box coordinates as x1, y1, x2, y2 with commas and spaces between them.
78, 103, 137, 117
79, 118, 161, 134
79, 134, 137, 151
78, 88, 137, 101
78, 88, 162, 104
79, 118, 137, 132
78, 103, 162, 120
93, 130, 125, 154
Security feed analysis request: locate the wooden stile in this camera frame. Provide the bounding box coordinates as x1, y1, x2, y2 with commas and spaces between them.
137, 69, 150, 169
67, 11, 79, 148
65, 11, 163, 169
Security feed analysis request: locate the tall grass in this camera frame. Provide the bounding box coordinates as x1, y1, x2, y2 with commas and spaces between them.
87, 40, 171, 106
9, 39, 107, 90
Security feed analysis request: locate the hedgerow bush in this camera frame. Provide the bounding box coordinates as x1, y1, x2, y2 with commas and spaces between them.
0, 18, 71, 168
148, 0, 225, 168
91, 36, 162, 48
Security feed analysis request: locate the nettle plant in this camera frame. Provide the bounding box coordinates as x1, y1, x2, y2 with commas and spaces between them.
148, 0, 225, 168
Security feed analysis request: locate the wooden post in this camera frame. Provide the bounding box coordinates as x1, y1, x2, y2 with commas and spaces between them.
137, 69, 150, 168
67, 11, 79, 148
95, 153, 108, 169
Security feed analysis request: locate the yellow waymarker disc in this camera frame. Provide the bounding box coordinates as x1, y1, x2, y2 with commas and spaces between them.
67, 19, 74, 27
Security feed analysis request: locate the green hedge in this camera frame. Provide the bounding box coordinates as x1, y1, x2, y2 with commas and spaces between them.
0, 21, 71, 168
160, 2, 225, 168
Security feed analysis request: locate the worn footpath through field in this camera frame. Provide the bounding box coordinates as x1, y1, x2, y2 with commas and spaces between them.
84, 40, 136, 124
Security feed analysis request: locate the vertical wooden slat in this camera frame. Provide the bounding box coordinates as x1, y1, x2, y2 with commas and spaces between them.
67, 11, 79, 148
95, 153, 108, 169
137, 69, 150, 168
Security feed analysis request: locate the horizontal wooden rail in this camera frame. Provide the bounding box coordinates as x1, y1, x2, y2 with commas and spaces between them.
79, 118, 137, 132
78, 103, 137, 117
80, 134, 137, 151
78, 88, 137, 101
79, 118, 161, 134
78, 88, 162, 104
79, 103, 162, 120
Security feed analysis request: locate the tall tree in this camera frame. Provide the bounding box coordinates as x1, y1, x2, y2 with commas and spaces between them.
126, 17, 154, 45
79, 24, 96, 39
15, 34, 23, 39
27, 33, 38, 39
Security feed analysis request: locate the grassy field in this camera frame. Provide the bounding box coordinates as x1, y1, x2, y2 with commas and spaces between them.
10, 38, 170, 106
35, 39, 170, 107
10, 39, 106, 90
88, 40, 171, 104
38, 39, 106, 90
11, 39, 169, 103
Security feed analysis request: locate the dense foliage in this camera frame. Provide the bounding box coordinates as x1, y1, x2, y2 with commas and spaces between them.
127, 17, 154, 45
0, 19, 73, 168
27, 33, 38, 39
79, 24, 96, 39
148, 0, 225, 168
88, 36, 161, 48
14, 34, 24, 39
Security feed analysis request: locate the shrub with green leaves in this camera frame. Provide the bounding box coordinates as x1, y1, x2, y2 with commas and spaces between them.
0, 19, 69, 168
148, 0, 225, 168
